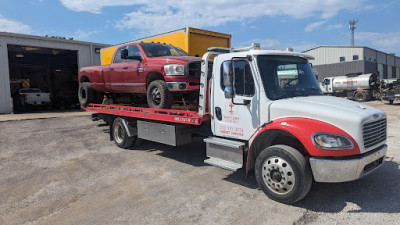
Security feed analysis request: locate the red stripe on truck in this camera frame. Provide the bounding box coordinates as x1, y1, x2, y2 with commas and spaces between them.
250, 117, 360, 157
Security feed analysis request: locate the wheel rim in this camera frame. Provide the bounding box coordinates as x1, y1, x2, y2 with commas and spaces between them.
150, 87, 161, 105
80, 88, 87, 99
113, 123, 125, 144
261, 156, 296, 195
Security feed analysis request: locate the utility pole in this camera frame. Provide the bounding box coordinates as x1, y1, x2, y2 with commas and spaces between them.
349, 19, 358, 46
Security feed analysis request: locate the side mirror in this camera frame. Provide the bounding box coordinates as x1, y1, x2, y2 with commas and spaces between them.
224, 86, 233, 99
121, 49, 128, 59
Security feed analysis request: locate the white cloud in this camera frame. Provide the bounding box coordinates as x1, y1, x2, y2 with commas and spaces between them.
326, 23, 343, 30
355, 32, 400, 54
59, 0, 144, 14
74, 29, 99, 40
304, 21, 326, 32
238, 39, 281, 49
60, 0, 366, 35
0, 15, 31, 34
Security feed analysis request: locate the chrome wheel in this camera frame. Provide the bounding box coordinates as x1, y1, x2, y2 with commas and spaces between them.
261, 156, 296, 195
113, 123, 125, 144
150, 87, 161, 105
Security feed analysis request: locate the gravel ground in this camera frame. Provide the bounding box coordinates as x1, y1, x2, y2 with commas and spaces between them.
0, 100, 399, 225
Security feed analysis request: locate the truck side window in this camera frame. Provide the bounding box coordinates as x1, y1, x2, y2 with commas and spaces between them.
125, 45, 142, 62
233, 60, 255, 96
113, 46, 126, 64
220, 61, 231, 90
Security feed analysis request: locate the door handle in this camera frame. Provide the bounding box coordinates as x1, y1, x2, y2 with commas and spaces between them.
110, 67, 114, 71
123, 66, 128, 69
215, 107, 222, 121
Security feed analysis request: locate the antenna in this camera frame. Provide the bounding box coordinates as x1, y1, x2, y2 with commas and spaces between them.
349, 19, 358, 46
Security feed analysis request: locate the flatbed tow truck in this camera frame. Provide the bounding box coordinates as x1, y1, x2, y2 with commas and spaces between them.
83, 44, 387, 204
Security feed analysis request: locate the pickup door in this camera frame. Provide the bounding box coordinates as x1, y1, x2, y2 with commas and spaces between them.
106, 44, 144, 93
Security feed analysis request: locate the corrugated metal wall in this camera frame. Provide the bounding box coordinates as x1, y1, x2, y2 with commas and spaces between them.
306, 47, 364, 65
313, 61, 368, 81
0, 33, 107, 114
306, 46, 400, 80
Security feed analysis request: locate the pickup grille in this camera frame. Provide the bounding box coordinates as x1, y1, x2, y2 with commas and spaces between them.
363, 118, 386, 149
186, 61, 213, 78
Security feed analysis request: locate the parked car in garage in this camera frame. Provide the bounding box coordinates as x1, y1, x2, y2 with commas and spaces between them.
19, 88, 51, 106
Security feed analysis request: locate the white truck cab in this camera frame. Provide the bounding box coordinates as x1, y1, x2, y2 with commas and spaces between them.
200, 44, 387, 203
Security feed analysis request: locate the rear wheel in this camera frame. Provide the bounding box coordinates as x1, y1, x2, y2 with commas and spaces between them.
354, 91, 367, 102
146, 80, 172, 109
78, 82, 95, 107
112, 118, 142, 149
255, 145, 312, 204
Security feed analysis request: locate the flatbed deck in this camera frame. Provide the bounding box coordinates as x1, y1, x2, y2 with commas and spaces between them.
82, 104, 210, 125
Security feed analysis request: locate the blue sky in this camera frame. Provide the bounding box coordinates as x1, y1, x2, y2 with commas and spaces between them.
0, 0, 399, 55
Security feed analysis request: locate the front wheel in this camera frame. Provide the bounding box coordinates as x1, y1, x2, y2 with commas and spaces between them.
146, 80, 172, 109
255, 145, 312, 204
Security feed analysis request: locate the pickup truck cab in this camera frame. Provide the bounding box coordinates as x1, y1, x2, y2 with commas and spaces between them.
78, 43, 201, 108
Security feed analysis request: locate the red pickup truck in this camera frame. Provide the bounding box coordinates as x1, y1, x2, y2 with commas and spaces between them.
78, 43, 202, 108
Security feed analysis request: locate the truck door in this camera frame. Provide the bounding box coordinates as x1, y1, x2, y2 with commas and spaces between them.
107, 46, 128, 93
212, 56, 259, 140
123, 44, 146, 93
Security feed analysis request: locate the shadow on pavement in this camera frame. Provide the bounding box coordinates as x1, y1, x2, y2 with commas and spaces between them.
295, 157, 400, 213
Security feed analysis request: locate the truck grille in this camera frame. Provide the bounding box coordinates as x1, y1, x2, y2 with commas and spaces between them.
363, 118, 386, 149
186, 61, 212, 78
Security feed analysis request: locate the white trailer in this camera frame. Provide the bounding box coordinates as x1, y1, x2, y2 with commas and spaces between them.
320, 73, 380, 101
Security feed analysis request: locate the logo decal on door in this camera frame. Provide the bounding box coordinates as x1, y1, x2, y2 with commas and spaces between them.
225, 100, 238, 115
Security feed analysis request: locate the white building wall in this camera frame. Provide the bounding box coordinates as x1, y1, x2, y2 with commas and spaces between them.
0, 33, 107, 114
376, 52, 386, 64
363, 48, 377, 63
387, 54, 395, 66
306, 47, 364, 65
0, 39, 12, 113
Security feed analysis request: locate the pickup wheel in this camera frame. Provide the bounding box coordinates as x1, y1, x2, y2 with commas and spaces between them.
112, 118, 143, 149
78, 82, 95, 107
147, 80, 172, 109
255, 145, 312, 204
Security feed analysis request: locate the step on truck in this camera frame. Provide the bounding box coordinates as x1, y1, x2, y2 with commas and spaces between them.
83, 43, 388, 204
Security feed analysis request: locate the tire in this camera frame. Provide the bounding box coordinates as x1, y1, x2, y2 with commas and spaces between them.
78, 82, 95, 107
146, 80, 172, 109
112, 118, 142, 149
354, 91, 367, 102
255, 145, 312, 204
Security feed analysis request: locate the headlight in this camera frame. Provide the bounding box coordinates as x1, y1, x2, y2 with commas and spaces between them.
312, 133, 353, 150
164, 64, 185, 75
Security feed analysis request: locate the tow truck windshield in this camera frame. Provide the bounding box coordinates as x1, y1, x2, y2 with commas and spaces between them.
257, 55, 322, 100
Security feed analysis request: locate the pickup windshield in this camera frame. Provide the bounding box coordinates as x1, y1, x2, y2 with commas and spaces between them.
140, 43, 189, 58
257, 55, 322, 100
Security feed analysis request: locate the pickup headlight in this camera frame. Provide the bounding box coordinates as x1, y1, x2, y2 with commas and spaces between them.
312, 133, 354, 150
164, 64, 185, 75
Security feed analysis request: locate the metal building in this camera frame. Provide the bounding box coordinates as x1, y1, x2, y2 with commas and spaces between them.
0, 32, 109, 114
303, 46, 400, 81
